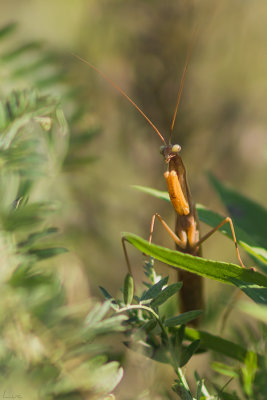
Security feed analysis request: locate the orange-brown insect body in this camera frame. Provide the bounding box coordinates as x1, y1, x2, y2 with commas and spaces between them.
160, 144, 204, 314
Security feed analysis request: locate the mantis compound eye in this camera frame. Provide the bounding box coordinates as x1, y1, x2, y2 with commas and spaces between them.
159, 146, 165, 155
171, 144, 181, 153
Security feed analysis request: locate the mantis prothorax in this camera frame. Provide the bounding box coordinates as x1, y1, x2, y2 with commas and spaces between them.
74, 50, 247, 322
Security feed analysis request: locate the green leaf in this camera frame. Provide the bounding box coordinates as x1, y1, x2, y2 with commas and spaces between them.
84, 302, 127, 338
99, 286, 114, 301
124, 339, 169, 364
9, 265, 57, 289
35, 72, 67, 89
140, 276, 169, 301
69, 127, 101, 147
172, 380, 193, 400
195, 372, 212, 399
85, 301, 112, 326
1, 42, 43, 62
133, 185, 170, 203
0, 91, 64, 171
196, 379, 203, 400
216, 391, 240, 400
83, 315, 127, 339
12, 55, 55, 78
241, 351, 258, 397
165, 310, 203, 327
48, 357, 123, 396
123, 273, 134, 305
91, 361, 123, 395
64, 154, 98, 169
2, 202, 55, 231
212, 362, 239, 378
239, 301, 267, 322
141, 319, 158, 332
231, 278, 267, 304
150, 282, 182, 307
208, 173, 267, 249
123, 233, 267, 287
185, 327, 263, 366
197, 204, 267, 267
18, 227, 58, 248
28, 247, 67, 260
179, 340, 200, 367
207, 174, 267, 269
0, 23, 17, 39
176, 324, 185, 345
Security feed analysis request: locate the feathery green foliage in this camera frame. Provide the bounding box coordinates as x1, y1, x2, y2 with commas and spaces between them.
0, 23, 123, 400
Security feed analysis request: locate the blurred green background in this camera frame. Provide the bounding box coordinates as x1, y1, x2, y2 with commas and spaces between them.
1, 0, 267, 397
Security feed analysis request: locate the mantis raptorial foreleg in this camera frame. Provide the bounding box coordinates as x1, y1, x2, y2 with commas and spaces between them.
195, 216, 246, 268
149, 213, 188, 250
122, 210, 247, 296
148, 213, 247, 269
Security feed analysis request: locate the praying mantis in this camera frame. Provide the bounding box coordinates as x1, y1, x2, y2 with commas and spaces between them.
74, 48, 247, 320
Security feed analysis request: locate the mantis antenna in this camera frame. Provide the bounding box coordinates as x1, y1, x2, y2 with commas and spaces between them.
73, 53, 166, 145
169, 29, 198, 144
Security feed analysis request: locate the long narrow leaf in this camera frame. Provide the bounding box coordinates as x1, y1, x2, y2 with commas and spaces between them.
197, 204, 267, 267
28, 247, 67, 260
179, 340, 200, 367
231, 278, 267, 304
165, 310, 203, 327
123, 232, 267, 287
185, 327, 263, 366
0, 23, 17, 40
141, 276, 169, 301
150, 282, 182, 307
133, 185, 170, 203
208, 173, 267, 249
239, 302, 267, 323
1, 42, 43, 62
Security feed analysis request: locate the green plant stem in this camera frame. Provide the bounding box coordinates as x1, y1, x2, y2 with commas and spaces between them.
117, 304, 159, 320
177, 368, 191, 392
117, 304, 193, 399
117, 304, 168, 341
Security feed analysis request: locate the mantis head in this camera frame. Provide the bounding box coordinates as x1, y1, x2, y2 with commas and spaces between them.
160, 144, 181, 163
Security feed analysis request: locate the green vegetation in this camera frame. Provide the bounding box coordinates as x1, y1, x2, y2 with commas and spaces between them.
121, 181, 267, 398
1, 15, 267, 400
0, 23, 124, 400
